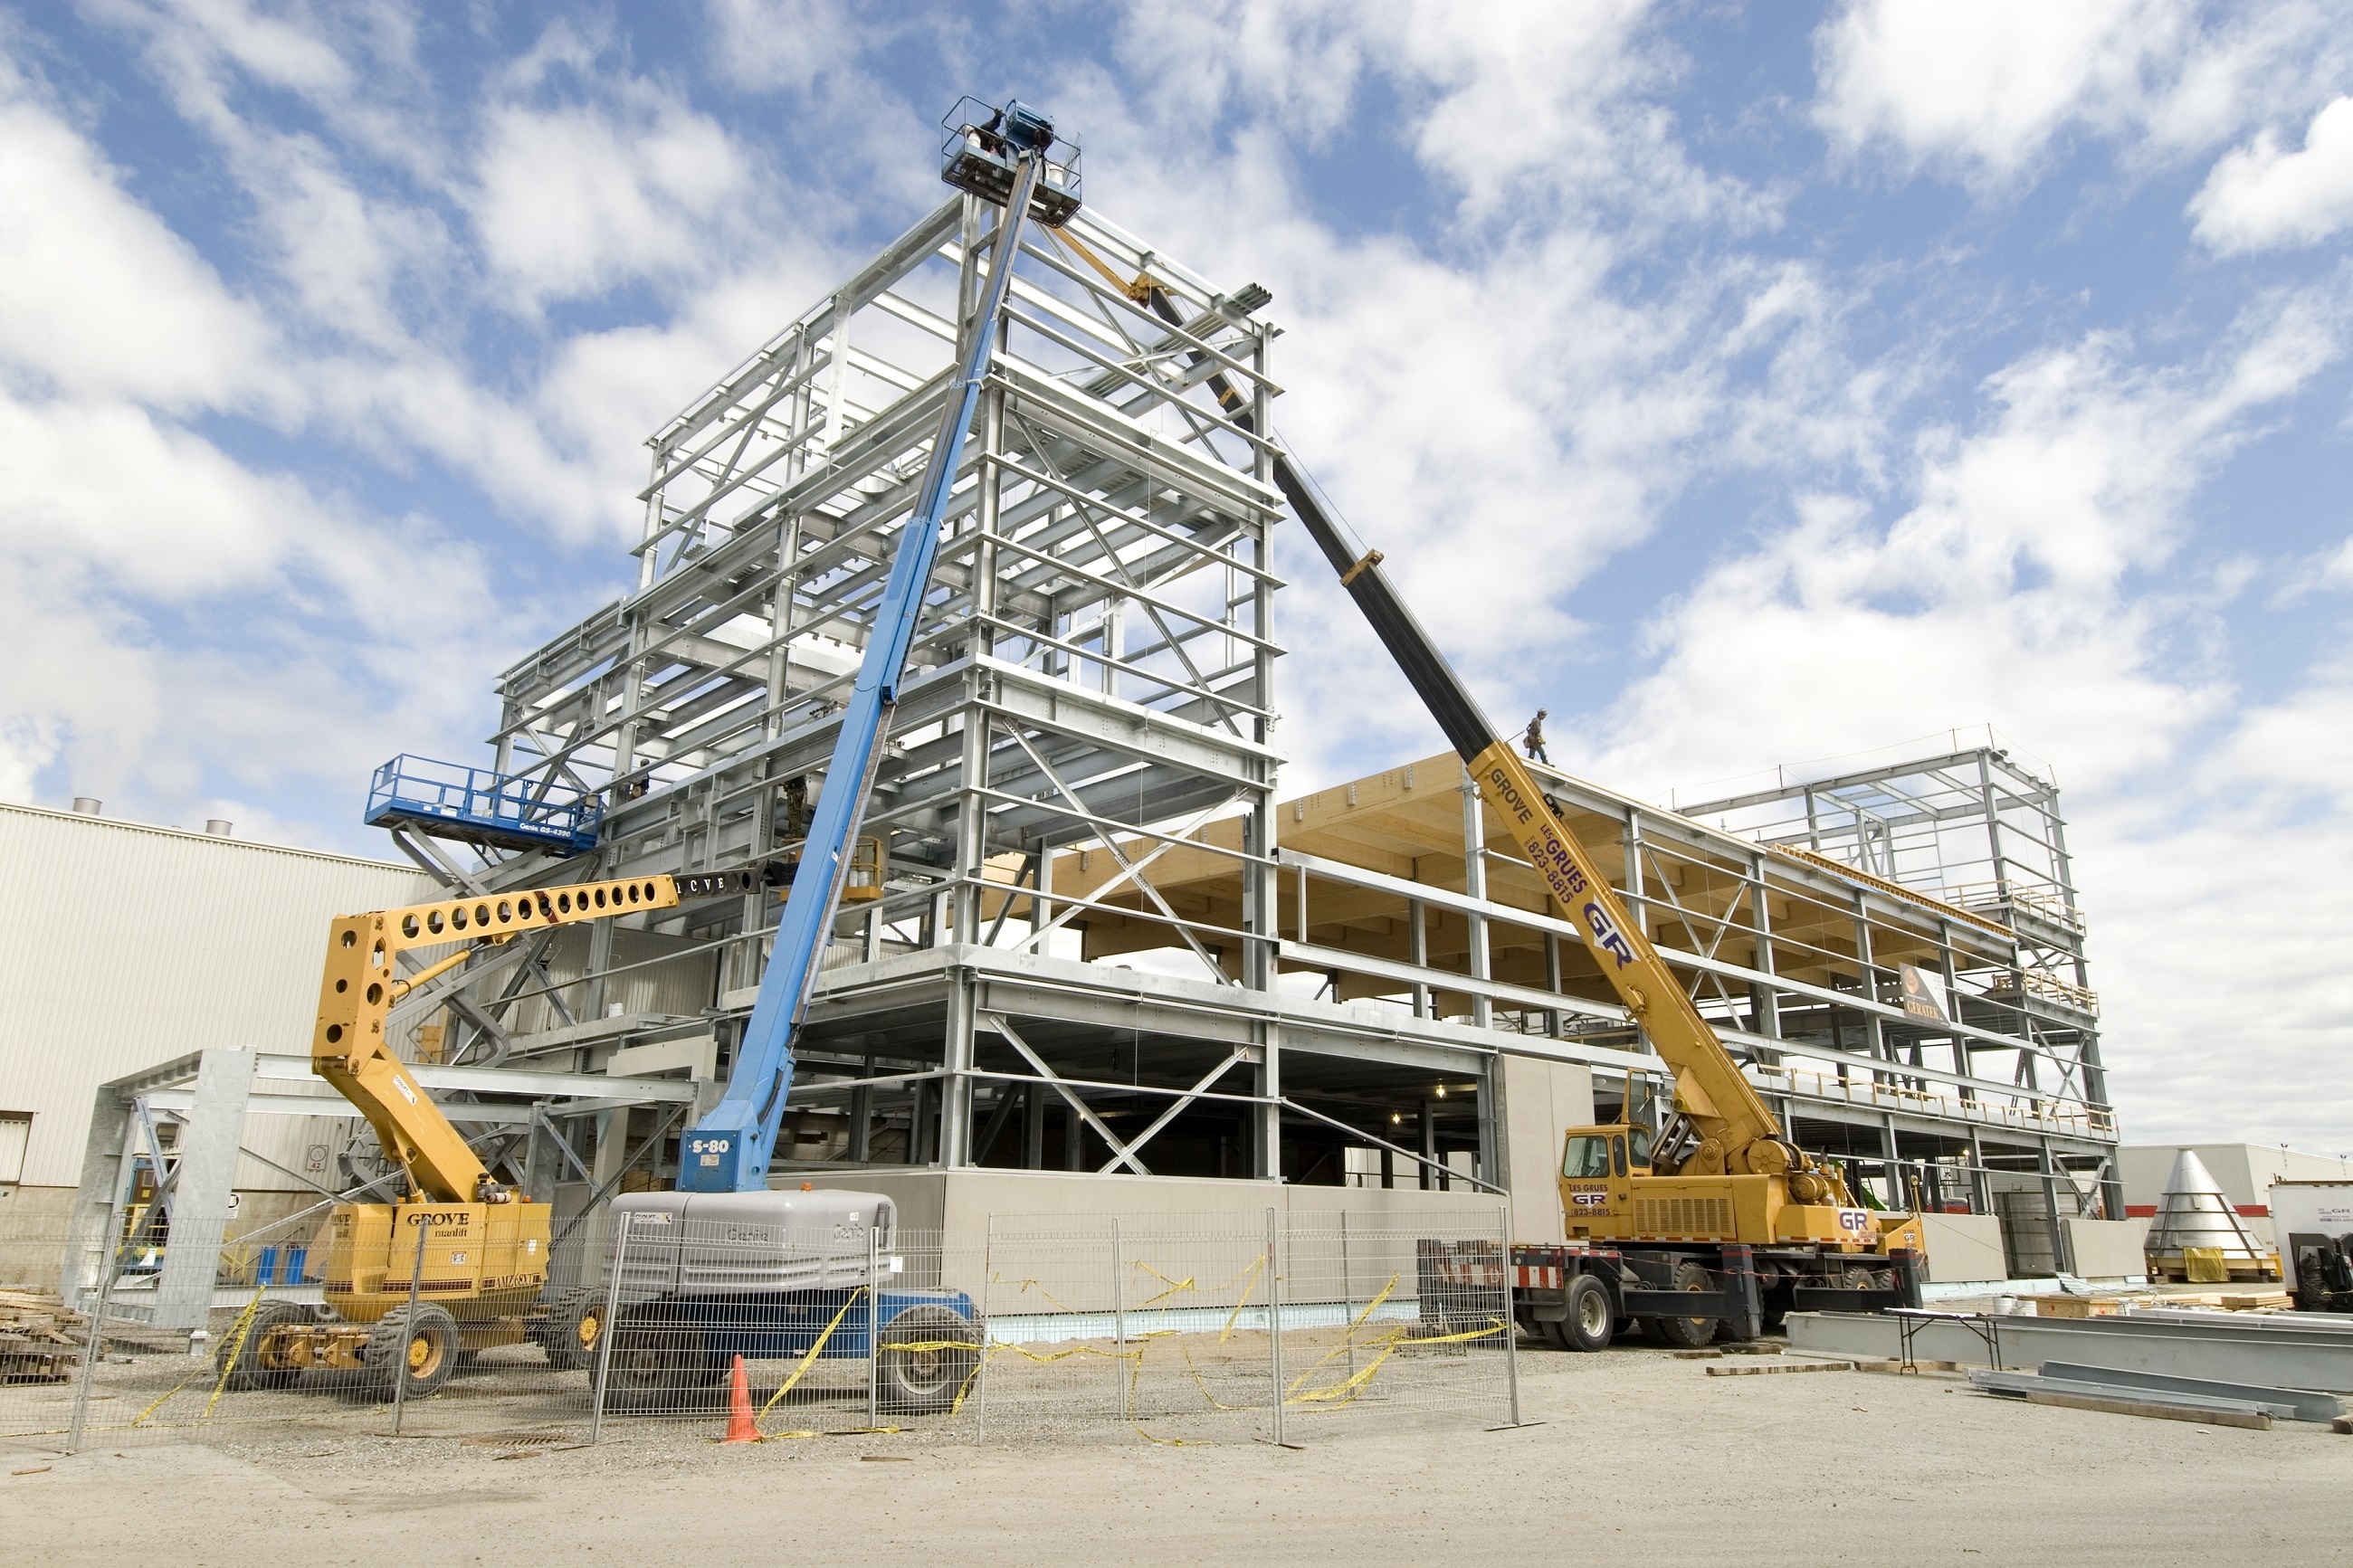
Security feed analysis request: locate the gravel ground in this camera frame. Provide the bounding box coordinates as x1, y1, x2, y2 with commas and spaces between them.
5, 1337, 2345, 1566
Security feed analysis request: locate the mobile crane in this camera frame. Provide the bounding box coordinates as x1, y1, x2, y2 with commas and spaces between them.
1140, 290, 1925, 1348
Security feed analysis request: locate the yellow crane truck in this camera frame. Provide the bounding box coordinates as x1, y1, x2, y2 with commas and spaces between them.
1147, 290, 1927, 1346
214, 871, 747, 1396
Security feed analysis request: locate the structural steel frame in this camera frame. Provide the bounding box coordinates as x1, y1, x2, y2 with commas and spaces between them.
364, 195, 2117, 1259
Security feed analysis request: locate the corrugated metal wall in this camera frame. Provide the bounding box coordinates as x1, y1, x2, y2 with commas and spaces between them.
0, 803, 435, 1186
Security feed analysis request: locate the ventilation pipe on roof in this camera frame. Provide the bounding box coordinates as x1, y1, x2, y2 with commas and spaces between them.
71, 798, 100, 815
205, 820, 233, 837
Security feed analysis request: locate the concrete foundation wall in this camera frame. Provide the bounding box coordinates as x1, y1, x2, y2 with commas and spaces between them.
805, 1169, 1500, 1314
0, 1184, 73, 1289
1920, 1213, 2007, 1283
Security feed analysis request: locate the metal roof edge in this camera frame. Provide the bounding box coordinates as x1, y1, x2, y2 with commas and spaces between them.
0, 799, 419, 876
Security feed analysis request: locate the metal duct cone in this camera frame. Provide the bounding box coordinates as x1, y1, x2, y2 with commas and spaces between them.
2145, 1149, 2265, 1260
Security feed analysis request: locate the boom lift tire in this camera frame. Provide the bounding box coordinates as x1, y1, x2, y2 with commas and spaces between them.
367, 1304, 461, 1401
1653, 1261, 1719, 1348
537, 1287, 607, 1372
876, 1305, 981, 1415
214, 1301, 311, 1392
1559, 1275, 1614, 1353
600, 1310, 720, 1412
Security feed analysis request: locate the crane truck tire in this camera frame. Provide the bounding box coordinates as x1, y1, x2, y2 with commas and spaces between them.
214, 1300, 311, 1392
367, 1304, 461, 1400
1653, 1261, 1718, 1348
1538, 1318, 1572, 1351
537, 1287, 607, 1372
1558, 1275, 1614, 1352
876, 1305, 981, 1414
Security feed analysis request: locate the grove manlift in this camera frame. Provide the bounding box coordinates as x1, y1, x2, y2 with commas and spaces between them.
1141, 289, 1926, 1348
215, 873, 712, 1397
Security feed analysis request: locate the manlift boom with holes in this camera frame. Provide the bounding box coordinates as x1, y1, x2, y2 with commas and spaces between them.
215, 873, 727, 1399
1135, 285, 1924, 1346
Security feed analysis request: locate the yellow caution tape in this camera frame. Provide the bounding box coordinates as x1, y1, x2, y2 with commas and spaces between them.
751, 1287, 865, 1436
192, 1288, 270, 1422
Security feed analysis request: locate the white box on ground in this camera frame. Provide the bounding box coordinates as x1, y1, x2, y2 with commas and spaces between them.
2063, 1218, 2148, 1279
1920, 1213, 2005, 1282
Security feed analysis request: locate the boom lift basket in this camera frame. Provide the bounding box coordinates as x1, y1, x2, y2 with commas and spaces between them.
940, 96, 1081, 225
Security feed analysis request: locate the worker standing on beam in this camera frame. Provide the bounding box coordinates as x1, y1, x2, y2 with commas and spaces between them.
1522, 709, 1550, 765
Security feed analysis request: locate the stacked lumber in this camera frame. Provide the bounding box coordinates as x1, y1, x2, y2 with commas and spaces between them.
0, 1288, 85, 1383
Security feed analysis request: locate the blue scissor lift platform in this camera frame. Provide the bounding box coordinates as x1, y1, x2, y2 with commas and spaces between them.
365, 755, 602, 855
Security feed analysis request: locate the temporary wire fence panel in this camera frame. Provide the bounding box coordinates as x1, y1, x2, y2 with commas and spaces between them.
0, 1204, 1514, 1456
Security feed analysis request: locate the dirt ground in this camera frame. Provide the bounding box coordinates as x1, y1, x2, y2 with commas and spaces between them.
5, 1340, 2346, 1566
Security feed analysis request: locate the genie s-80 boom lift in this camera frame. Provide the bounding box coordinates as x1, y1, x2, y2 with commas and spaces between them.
592, 99, 1082, 1412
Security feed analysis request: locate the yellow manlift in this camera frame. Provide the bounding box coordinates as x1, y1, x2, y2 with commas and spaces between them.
1141, 284, 1926, 1347
215, 874, 703, 1397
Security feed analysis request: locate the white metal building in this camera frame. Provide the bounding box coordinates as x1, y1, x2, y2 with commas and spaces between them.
2121, 1143, 2353, 1250
0, 801, 433, 1276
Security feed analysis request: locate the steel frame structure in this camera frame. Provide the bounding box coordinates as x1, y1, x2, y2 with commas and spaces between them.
374, 198, 2118, 1268
440, 193, 1311, 1181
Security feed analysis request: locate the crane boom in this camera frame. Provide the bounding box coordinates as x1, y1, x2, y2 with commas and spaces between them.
678, 100, 1072, 1194
313, 874, 688, 1202
1144, 290, 1803, 1184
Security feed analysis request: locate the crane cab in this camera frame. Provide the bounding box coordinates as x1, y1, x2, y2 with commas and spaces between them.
1558, 1125, 1653, 1240
941, 96, 1082, 225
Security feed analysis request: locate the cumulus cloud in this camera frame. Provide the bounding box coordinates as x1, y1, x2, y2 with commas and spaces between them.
0, 77, 286, 412
6, 4, 2350, 1144
468, 94, 752, 309
1116, 0, 1760, 225
1813, 0, 2353, 188
2191, 96, 2353, 252
1815, 0, 2190, 181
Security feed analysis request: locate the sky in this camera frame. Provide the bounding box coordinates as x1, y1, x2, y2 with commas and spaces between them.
2, 1, 2350, 1151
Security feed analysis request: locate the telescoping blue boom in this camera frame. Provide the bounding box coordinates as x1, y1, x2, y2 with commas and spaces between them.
677, 101, 1067, 1193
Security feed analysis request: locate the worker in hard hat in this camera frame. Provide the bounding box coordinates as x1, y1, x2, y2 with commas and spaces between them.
1523, 709, 1549, 765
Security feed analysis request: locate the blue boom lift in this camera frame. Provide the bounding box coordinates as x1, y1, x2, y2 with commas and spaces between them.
591, 99, 1079, 1413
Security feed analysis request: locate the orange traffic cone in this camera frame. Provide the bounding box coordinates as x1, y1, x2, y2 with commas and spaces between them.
722, 1354, 758, 1444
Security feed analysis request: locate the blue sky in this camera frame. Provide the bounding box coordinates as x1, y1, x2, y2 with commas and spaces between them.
4, 1, 2352, 1149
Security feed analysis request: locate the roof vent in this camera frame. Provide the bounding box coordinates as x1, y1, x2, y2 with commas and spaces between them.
205, 820, 233, 837
71, 798, 100, 816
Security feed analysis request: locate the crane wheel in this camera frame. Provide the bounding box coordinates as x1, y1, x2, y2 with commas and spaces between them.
366, 1304, 461, 1401
876, 1305, 981, 1415
538, 1288, 607, 1373
1538, 1317, 1572, 1351
214, 1301, 310, 1392
1560, 1275, 1614, 1352
1653, 1261, 1717, 1348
